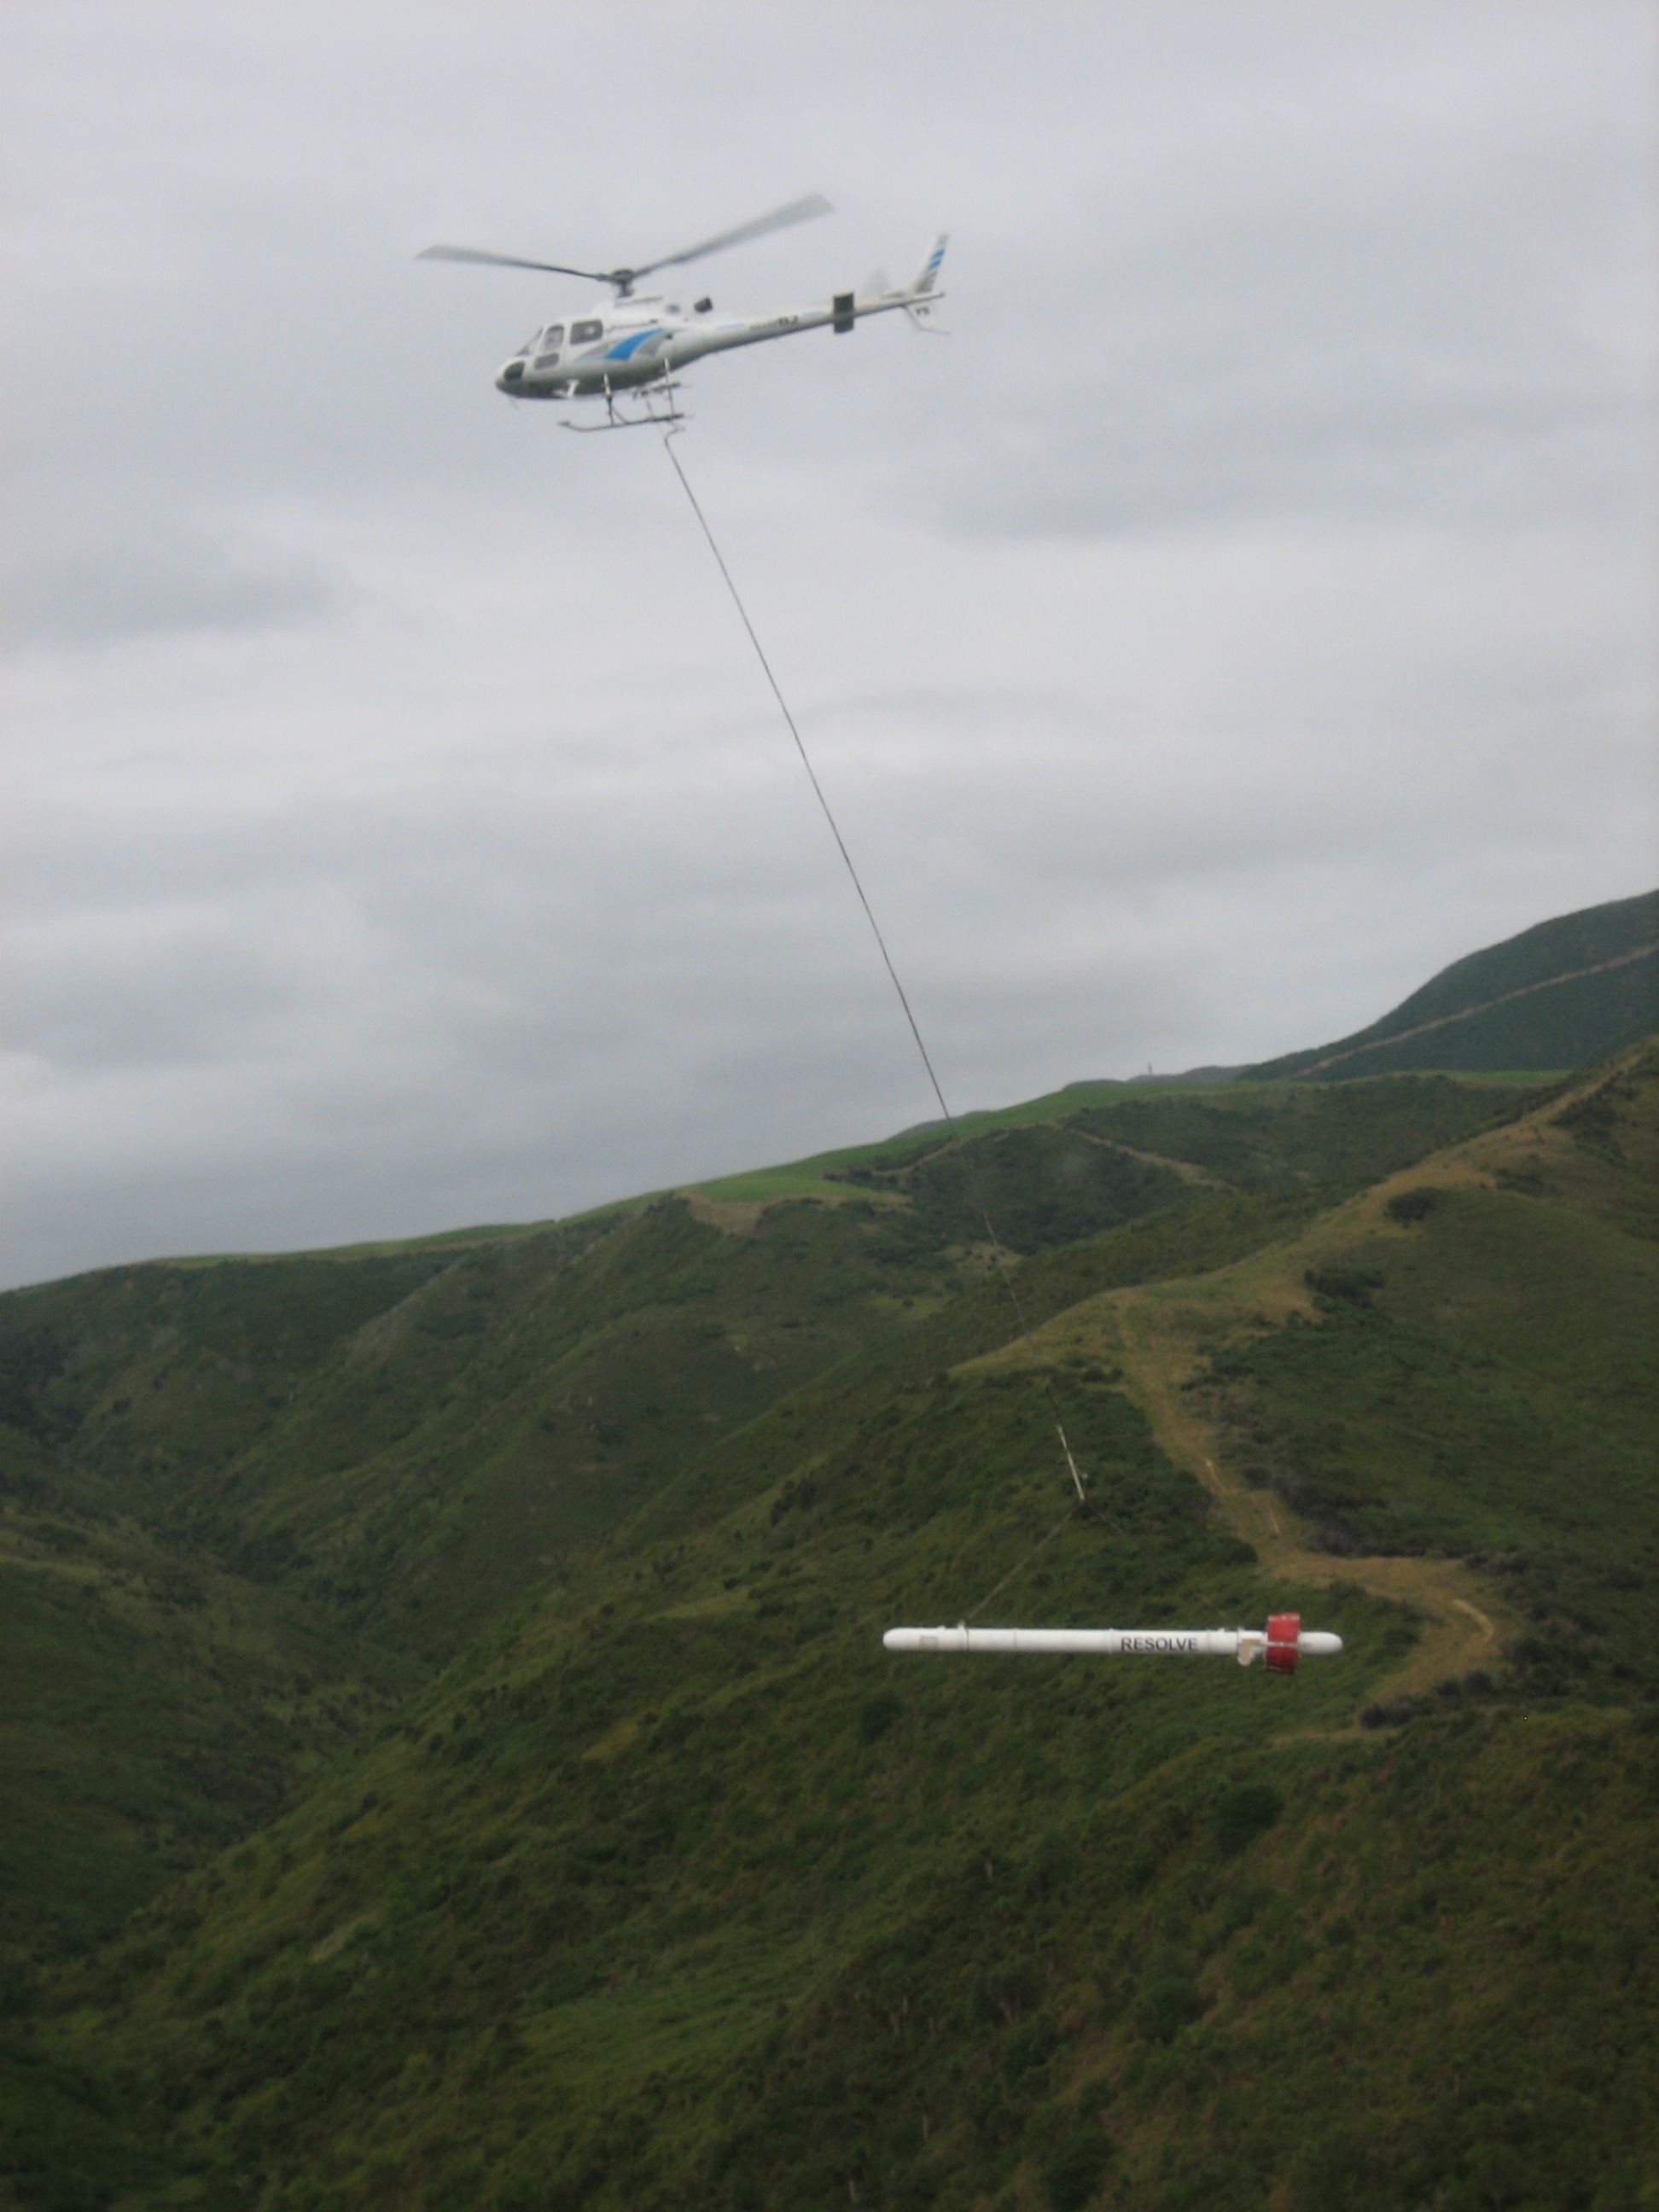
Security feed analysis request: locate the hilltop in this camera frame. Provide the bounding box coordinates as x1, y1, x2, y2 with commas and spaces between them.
1248, 888, 1658, 1081
968, 890, 1656, 1101
1, 917, 1656, 2209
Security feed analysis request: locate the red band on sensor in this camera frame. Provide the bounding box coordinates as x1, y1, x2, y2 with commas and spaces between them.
1266, 1611, 1301, 1674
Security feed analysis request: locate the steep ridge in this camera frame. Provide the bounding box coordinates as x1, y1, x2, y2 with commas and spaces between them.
1019, 1040, 1659, 1720
1247, 888, 1658, 1080
5, 1057, 1655, 2210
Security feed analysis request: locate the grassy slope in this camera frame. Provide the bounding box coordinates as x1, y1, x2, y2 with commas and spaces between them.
1, 1111, 1303, 2017
0, 1495, 389, 1969
1249, 888, 1658, 1080
1024, 1048, 1659, 1718
690, 1073, 1551, 1212
0, 1251, 461, 1986
1204, 1187, 1656, 1678
0, 1062, 1650, 2210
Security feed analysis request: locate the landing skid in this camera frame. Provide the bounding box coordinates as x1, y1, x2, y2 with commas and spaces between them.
562, 376, 688, 434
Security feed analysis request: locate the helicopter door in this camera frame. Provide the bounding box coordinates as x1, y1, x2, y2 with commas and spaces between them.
532, 324, 565, 369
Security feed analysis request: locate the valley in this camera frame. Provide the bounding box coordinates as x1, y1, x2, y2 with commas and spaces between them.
1, 953, 1655, 2209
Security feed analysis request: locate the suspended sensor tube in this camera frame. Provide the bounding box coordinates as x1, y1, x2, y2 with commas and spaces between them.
883, 1612, 1342, 1674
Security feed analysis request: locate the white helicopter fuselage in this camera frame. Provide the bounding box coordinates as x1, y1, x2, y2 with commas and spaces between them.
495, 237, 946, 401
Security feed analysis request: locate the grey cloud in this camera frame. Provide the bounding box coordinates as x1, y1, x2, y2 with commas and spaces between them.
5, 922, 295, 1072
0, 530, 342, 653
0, 1, 1652, 1289
923, 140, 1655, 542
945, 375, 1647, 542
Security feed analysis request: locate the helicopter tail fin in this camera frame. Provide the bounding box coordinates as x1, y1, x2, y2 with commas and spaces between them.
908, 234, 948, 297
905, 234, 948, 329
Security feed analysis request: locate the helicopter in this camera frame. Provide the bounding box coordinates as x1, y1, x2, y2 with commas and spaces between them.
418, 194, 947, 428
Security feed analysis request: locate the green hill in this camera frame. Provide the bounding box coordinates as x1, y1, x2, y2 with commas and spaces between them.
3, 1042, 1656, 2210
1246, 888, 1658, 1080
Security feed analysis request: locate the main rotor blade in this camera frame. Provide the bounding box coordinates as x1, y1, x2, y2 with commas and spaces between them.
416, 243, 610, 282
630, 192, 833, 279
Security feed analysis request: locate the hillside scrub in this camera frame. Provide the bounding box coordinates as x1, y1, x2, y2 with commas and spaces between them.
0, 1057, 1654, 2209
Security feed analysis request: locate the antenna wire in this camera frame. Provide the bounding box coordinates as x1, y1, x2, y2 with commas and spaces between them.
661, 429, 1094, 1516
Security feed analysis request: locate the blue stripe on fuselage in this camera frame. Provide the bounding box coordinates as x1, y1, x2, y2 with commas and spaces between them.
604, 328, 662, 359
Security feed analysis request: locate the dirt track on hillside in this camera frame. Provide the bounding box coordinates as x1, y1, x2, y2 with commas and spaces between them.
968, 1065, 1647, 1718
1116, 1305, 1501, 1715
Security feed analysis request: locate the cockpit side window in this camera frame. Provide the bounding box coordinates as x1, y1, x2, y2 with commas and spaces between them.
540, 325, 564, 348
569, 318, 604, 345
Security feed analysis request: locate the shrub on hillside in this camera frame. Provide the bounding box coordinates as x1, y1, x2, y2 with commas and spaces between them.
1044, 2126, 1115, 2212
1133, 1947, 1203, 2043
1386, 1188, 1440, 1225
859, 1692, 902, 1743
1214, 1782, 1283, 1858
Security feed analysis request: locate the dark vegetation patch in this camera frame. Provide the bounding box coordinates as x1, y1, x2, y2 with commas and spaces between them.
1043, 2125, 1115, 2212
858, 1691, 902, 1743
1304, 1263, 1383, 1307
1213, 1780, 1283, 1857
834, 1122, 1191, 1255
1133, 1944, 1206, 2042
0, 1323, 68, 1442
1386, 1186, 1440, 1224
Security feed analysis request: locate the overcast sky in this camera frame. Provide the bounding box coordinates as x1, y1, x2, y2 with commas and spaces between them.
3, 2, 1655, 1289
